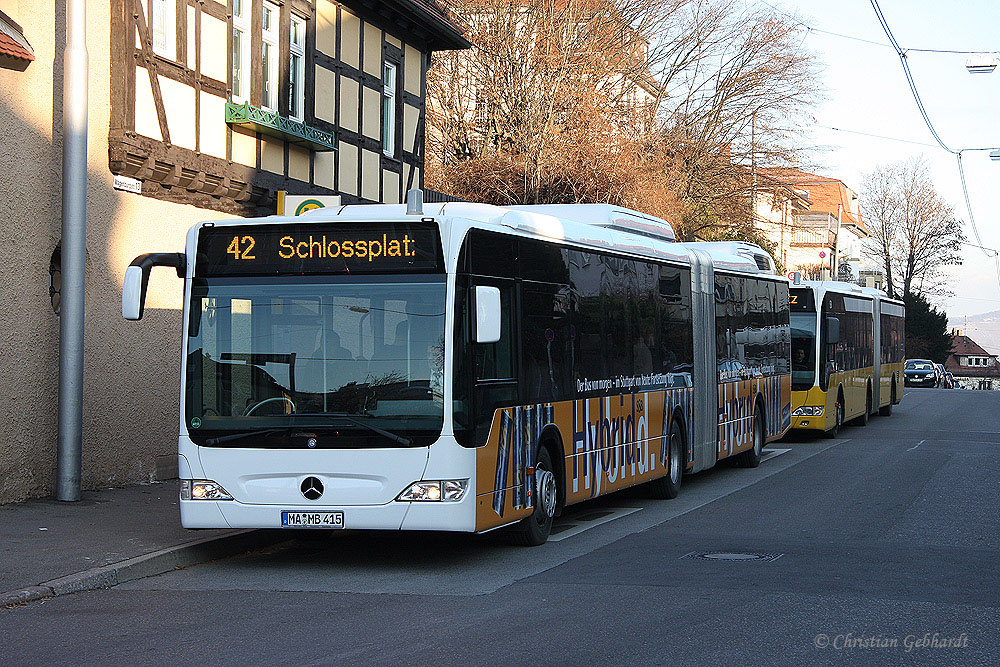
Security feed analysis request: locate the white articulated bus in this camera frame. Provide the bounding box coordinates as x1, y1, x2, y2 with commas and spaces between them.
123, 196, 791, 545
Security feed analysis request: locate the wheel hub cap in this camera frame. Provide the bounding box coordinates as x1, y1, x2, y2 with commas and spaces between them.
536, 469, 557, 518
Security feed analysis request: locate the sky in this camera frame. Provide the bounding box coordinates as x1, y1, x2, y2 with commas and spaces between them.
762, 0, 1000, 323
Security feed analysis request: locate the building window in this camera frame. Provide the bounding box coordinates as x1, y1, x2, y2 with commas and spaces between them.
382, 62, 397, 157
151, 0, 176, 61
231, 0, 250, 103
289, 15, 305, 121
261, 2, 279, 111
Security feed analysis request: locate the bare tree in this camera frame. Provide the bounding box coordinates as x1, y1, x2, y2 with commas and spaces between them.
426, 0, 819, 238
860, 157, 965, 299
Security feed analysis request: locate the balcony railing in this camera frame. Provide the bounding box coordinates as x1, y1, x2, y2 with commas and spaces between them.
790, 226, 836, 247
225, 102, 336, 152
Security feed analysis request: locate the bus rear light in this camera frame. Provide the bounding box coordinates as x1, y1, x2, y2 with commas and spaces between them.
397, 480, 468, 502
792, 406, 824, 417
181, 479, 233, 501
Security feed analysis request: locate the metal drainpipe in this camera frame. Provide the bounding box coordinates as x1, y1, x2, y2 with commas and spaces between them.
57, 0, 89, 501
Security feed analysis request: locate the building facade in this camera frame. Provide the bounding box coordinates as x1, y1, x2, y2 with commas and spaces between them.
0, 0, 466, 502
757, 168, 870, 280
946, 332, 1000, 390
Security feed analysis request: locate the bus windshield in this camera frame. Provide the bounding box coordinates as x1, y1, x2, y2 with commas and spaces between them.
790, 312, 817, 390
185, 275, 446, 447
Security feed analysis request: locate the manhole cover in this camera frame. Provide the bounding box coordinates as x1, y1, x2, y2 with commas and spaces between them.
682, 551, 783, 562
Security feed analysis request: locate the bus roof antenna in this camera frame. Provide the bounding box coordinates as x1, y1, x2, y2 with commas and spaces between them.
406, 188, 423, 216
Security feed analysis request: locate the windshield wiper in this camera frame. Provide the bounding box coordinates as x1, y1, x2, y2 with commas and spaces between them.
203, 428, 286, 446
202, 424, 335, 446
290, 412, 413, 447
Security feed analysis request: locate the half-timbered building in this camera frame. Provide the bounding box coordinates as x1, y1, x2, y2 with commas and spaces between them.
0, 0, 467, 502
111, 0, 468, 214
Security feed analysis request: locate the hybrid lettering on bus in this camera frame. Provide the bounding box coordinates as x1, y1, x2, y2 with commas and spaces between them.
123, 199, 791, 545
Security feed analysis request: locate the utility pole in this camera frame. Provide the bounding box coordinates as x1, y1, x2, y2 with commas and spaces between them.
833, 202, 843, 280
750, 111, 757, 225
57, 0, 89, 501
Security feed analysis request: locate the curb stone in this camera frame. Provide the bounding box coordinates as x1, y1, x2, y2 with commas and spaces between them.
1, 529, 289, 608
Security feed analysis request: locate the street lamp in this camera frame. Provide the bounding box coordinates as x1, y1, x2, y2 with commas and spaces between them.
966, 54, 998, 74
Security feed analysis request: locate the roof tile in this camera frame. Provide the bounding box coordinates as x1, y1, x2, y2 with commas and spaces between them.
0, 30, 33, 64
759, 168, 868, 234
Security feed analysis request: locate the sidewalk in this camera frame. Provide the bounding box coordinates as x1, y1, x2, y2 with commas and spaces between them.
0, 482, 283, 605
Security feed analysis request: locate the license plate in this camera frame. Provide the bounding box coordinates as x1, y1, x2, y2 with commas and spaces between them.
281, 511, 344, 529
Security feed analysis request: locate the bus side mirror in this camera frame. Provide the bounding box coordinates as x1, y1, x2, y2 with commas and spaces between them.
474, 286, 501, 344
122, 266, 147, 320
122, 252, 186, 320
826, 316, 840, 345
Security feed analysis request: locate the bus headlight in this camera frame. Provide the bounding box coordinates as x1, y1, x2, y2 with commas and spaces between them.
792, 406, 824, 417
181, 479, 233, 501
397, 480, 468, 502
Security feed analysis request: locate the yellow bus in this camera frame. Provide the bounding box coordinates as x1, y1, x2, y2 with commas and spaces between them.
789, 281, 903, 437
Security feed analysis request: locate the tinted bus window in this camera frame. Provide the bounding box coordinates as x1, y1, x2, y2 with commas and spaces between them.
658, 264, 693, 385
521, 284, 573, 403
716, 274, 788, 381
571, 249, 606, 385
880, 302, 905, 364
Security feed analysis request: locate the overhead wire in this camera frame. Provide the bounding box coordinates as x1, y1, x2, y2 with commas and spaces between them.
868, 0, 993, 261
760, 0, 996, 55
759, 0, 1000, 300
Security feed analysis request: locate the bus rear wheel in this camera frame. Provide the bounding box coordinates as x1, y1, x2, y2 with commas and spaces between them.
510, 447, 557, 546
852, 387, 871, 427
879, 382, 895, 416
648, 418, 683, 499
735, 406, 763, 468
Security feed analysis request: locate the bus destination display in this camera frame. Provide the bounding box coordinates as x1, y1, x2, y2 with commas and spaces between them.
196, 222, 443, 276
789, 288, 815, 312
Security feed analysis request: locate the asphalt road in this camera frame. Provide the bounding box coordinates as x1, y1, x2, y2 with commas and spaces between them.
3, 388, 998, 666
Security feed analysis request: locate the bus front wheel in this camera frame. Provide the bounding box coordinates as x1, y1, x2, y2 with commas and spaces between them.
824, 393, 844, 439
510, 447, 557, 546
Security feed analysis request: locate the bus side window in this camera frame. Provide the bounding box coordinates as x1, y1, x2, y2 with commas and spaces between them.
472, 281, 517, 444
453, 277, 518, 447
604, 257, 634, 379
521, 284, 573, 404
658, 265, 692, 384
571, 250, 605, 386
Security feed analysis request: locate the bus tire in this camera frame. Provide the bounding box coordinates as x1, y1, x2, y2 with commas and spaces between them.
823, 391, 844, 439
509, 446, 557, 546
736, 406, 764, 468
648, 417, 683, 499
852, 386, 871, 427
879, 382, 895, 416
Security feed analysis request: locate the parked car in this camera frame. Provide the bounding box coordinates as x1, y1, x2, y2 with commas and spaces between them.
935, 363, 947, 388
944, 371, 955, 389
904, 359, 937, 387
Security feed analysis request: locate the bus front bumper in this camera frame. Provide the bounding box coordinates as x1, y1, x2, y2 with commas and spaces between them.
790, 387, 829, 431
180, 494, 476, 532
791, 414, 826, 431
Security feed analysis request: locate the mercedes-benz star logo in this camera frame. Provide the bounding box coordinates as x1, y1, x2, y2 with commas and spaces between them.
300, 476, 324, 500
